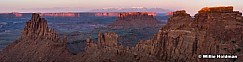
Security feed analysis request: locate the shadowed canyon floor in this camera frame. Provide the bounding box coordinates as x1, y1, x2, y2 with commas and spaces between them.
0, 6, 243, 62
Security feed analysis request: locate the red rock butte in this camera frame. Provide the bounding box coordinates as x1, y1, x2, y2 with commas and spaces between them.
198, 6, 234, 13
172, 10, 190, 16
109, 12, 160, 28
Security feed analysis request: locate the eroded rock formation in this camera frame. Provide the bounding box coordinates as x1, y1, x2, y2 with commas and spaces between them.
0, 13, 71, 62
0, 6, 242, 62
73, 32, 135, 62
194, 6, 243, 62
109, 12, 160, 29
134, 6, 243, 62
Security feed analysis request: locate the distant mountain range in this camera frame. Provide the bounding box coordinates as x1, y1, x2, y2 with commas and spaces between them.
90, 7, 172, 13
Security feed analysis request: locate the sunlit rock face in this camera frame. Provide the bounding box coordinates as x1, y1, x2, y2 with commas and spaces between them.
0, 13, 71, 62
40, 13, 80, 17
194, 6, 243, 62
134, 6, 243, 62
166, 12, 173, 16
198, 6, 233, 13
109, 12, 160, 29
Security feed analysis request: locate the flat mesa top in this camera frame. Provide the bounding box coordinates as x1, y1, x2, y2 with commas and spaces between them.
198, 6, 234, 13
172, 10, 189, 16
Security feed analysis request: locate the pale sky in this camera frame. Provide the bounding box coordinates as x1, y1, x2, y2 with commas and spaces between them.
0, 0, 242, 14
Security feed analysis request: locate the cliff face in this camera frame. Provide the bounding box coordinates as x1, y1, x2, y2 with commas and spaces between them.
109, 12, 160, 29
0, 6, 242, 62
162, 10, 193, 30
73, 32, 135, 62
194, 6, 243, 62
0, 13, 71, 62
134, 6, 243, 62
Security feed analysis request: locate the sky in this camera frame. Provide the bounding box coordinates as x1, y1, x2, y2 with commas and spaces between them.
0, 0, 242, 15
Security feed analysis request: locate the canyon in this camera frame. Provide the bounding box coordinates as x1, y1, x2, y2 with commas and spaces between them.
0, 6, 243, 62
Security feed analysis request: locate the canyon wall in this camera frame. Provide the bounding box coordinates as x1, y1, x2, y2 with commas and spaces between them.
0, 6, 242, 62
134, 6, 243, 62
74, 6, 243, 62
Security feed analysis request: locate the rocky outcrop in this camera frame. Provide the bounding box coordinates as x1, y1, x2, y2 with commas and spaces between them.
84, 32, 121, 53
134, 6, 243, 62
0, 13, 71, 62
0, 6, 242, 62
22, 13, 53, 38
73, 32, 131, 62
162, 10, 193, 30
194, 6, 243, 62
109, 12, 160, 29
98, 32, 118, 47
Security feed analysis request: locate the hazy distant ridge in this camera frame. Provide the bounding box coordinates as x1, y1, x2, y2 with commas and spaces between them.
90, 7, 171, 13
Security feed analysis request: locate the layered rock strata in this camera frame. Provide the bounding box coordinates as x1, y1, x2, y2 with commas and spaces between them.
134, 6, 243, 62
0, 6, 243, 62
109, 12, 160, 28
74, 32, 133, 62
0, 13, 71, 62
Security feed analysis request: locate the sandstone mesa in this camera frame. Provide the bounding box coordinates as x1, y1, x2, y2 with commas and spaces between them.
0, 6, 242, 62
